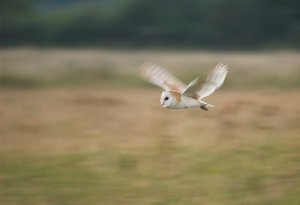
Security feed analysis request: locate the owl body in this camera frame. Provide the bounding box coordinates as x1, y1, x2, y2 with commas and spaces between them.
161, 91, 201, 109
140, 62, 228, 111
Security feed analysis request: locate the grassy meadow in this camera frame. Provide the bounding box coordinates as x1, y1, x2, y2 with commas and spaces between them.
0, 49, 300, 205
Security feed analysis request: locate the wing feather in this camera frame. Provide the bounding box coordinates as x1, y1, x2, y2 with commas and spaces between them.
198, 63, 228, 99
139, 62, 186, 92
181, 77, 203, 97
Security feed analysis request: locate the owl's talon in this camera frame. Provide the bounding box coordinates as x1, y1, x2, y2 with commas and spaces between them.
200, 105, 208, 111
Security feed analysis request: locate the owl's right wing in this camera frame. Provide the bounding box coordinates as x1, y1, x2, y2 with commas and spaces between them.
139, 62, 187, 93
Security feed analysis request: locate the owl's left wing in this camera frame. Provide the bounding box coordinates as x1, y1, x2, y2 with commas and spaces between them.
139, 62, 186, 92
198, 63, 228, 99
181, 77, 203, 97
182, 63, 228, 99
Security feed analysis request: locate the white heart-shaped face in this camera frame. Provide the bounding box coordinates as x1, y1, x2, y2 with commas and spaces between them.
160, 91, 173, 108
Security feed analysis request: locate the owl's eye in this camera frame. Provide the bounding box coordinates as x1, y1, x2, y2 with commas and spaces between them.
164, 97, 169, 101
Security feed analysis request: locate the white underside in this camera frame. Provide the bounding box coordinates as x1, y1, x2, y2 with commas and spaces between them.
168, 96, 212, 109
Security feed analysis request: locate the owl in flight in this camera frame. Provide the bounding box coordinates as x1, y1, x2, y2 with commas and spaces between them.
139, 62, 228, 111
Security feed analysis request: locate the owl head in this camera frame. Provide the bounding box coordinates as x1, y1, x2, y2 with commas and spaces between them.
160, 91, 173, 108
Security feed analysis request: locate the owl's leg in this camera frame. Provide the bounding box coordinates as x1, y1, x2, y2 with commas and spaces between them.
199, 100, 214, 111
200, 104, 208, 111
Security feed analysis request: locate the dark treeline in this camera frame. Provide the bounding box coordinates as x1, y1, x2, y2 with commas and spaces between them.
1, 0, 300, 49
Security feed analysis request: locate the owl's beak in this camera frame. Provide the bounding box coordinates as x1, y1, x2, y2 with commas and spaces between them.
160, 99, 165, 107
161, 101, 168, 108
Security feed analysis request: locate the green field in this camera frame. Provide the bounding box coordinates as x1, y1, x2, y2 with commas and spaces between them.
0, 49, 300, 205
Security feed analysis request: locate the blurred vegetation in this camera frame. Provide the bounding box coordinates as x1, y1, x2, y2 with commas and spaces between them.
1, 0, 300, 49
1, 49, 300, 89
0, 68, 144, 88
1, 136, 300, 205
1, 67, 300, 89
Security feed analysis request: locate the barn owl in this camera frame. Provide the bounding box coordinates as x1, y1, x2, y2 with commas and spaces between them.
139, 62, 228, 110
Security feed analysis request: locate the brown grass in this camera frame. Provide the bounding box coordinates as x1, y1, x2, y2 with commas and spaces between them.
1, 87, 299, 154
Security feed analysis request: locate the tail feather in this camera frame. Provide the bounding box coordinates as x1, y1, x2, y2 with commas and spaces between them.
200, 100, 214, 107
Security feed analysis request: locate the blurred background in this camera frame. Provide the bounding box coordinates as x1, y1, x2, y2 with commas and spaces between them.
1, 0, 300, 205
1, 0, 300, 48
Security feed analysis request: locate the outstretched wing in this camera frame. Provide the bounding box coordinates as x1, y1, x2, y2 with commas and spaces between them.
139, 62, 186, 93
197, 63, 228, 99
181, 77, 203, 97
